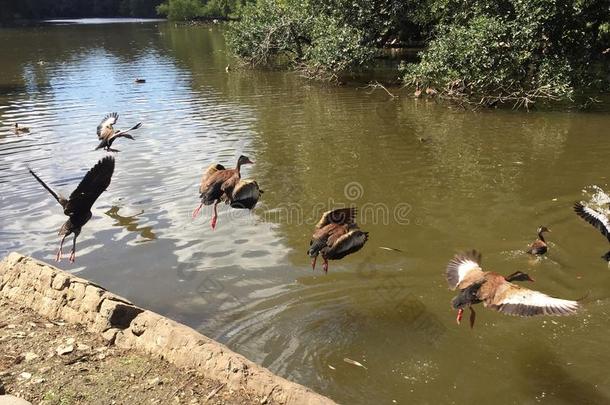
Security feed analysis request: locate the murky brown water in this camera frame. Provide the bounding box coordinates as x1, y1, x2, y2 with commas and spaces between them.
2, 20, 610, 404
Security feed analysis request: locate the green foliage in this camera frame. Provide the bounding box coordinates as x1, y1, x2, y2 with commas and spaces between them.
402, 0, 610, 103
225, 0, 309, 66
305, 15, 376, 74
0, 0, 164, 19
156, 0, 242, 19
226, 0, 420, 77
156, 0, 203, 20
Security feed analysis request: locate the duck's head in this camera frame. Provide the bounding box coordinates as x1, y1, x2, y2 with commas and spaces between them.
14, 123, 18, 128
505, 271, 535, 282
451, 282, 483, 310
537, 226, 550, 234
237, 155, 254, 166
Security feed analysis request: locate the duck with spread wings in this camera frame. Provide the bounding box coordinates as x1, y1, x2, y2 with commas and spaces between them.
446, 250, 579, 328
307, 207, 369, 273
192, 155, 259, 229
28, 156, 115, 263
95, 112, 142, 152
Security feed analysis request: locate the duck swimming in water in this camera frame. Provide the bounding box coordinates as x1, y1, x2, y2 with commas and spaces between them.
526, 226, 550, 256
14, 123, 30, 134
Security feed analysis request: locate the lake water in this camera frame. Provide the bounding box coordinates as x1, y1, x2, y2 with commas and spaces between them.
1, 19, 610, 404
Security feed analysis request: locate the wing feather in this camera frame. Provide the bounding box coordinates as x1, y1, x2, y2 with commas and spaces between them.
230, 179, 262, 209
64, 156, 114, 215
324, 229, 368, 260
198, 163, 226, 193
97, 112, 119, 139
574, 202, 610, 242
316, 207, 356, 229
490, 284, 579, 317
446, 250, 484, 290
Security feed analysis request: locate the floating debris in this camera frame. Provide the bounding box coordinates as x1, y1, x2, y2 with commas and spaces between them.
379, 246, 403, 252
343, 358, 367, 369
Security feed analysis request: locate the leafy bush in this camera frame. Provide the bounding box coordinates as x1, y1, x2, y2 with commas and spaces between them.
156, 0, 203, 20
225, 0, 421, 78
227, 0, 609, 105
225, 0, 309, 64
402, 0, 610, 105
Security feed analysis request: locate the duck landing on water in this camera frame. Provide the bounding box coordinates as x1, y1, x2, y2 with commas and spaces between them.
307, 207, 369, 273
446, 250, 579, 328
192, 155, 259, 229
28, 156, 115, 263
574, 202, 610, 263
95, 112, 142, 152
526, 226, 550, 256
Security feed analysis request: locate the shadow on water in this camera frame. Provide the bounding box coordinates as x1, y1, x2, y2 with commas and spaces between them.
518, 345, 609, 405
104, 206, 157, 242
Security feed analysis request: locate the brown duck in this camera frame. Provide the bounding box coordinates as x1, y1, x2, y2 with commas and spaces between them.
28, 156, 115, 263
574, 202, 610, 261
96, 112, 142, 152
447, 250, 579, 328
308, 208, 369, 273
192, 155, 256, 229
14, 123, 30, 134
526, 226, 550, 256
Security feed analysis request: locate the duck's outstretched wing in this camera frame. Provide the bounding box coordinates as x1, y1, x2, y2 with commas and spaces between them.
97, 112, 119, 139
446, 250, 485, 290
574, 202, 610, 242
199, 164, 226, 194
28, 168, 68, 208
489, 284, 579, 317
230, 179, 262, 209
315, 207, 356, 229
64, 156, 115, 215
324, 229, 368, 260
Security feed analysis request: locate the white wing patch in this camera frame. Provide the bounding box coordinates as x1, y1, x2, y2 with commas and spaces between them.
494, 288, 579, 317
583, 205, 610, 232
101, 114, 118, 128
574, 202, 610, 242
446, 250, 483, 290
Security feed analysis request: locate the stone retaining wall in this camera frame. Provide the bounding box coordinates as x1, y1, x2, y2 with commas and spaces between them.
0, 253, 336, 405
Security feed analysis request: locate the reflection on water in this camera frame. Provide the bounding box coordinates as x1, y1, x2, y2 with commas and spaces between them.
1, 20, 610, 404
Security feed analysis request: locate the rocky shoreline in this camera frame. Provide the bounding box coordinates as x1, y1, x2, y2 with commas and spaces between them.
0, 253, 335, 405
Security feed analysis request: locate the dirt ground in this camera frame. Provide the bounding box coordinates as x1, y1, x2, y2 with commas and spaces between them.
0, 299, 271, 405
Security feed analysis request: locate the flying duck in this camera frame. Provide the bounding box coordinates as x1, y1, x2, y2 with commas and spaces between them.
28, 156, 115, 263
192, 155, 256, 229
308, 207, 369, 273
526, 226, 550, 256
96, 112, 142, 152
574, 202, 610, 261
447, 250, 579, 328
